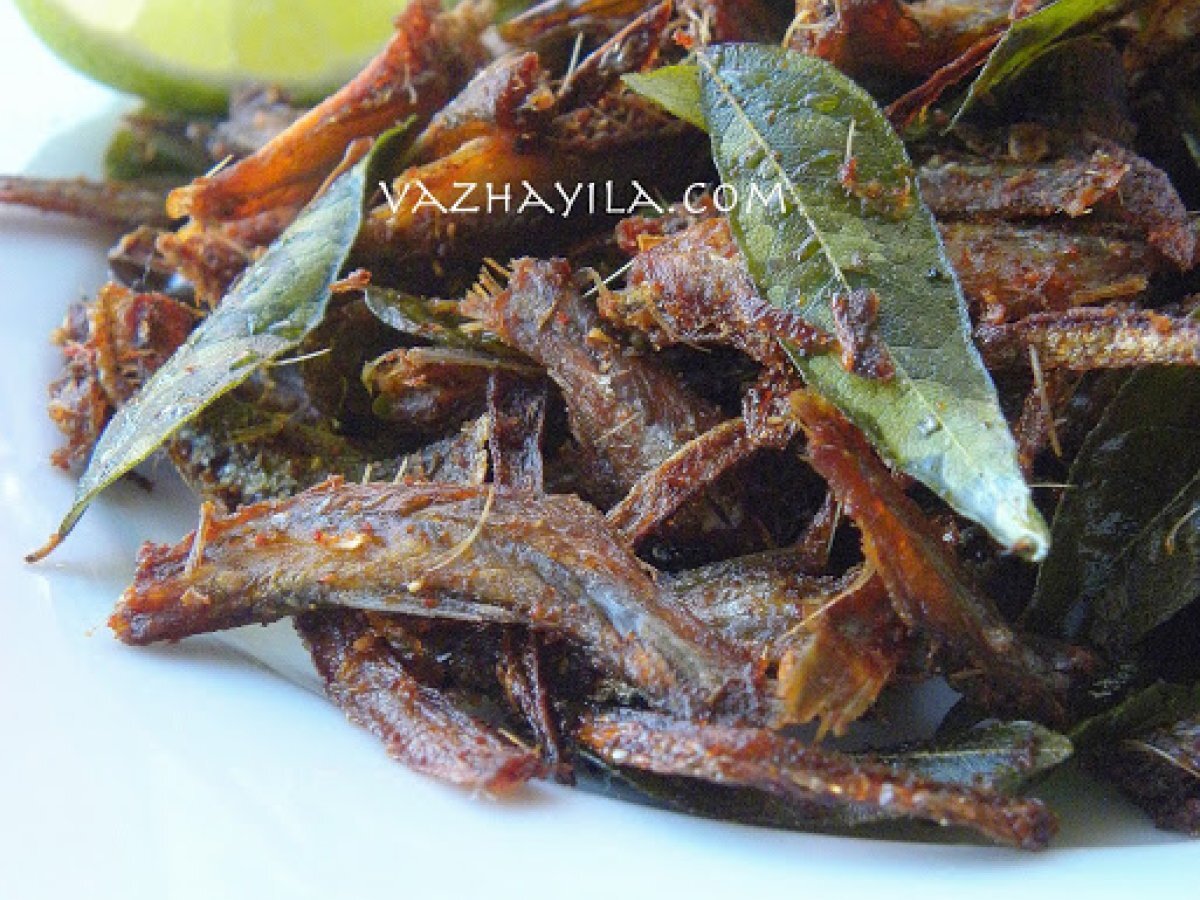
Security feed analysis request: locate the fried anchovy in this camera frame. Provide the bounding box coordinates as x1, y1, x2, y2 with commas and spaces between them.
976, 308, 1200, 371
173, 380, 531, 794
462, 257, 725, 505
577, 710, 1057, 850
168, 0, 487, 222
499, 0, 651, 46
884, 31, 999, 130
363, 347, 536, 434
941, 220, 1156, 323
1093, 139, 1199, 270
112, 479, 763, 719
358, 92, 703, 279
0, 176, 172, 229
918, 150, 1130, 220
923, 141, 1197, 270
498, 629, 574, 784
207, 86, 306, 160
603, 366, 804, 547
487, 371, 549, 494
161, 376, 535, 795
787, 0, 1011, 89
296, 610, 545, 791
48, 283, 196, 472
606, 419, 759, 546
409, 52, 549, 163
790, 390, 1070, 725
164, 378, 531, 796
602, 217, 833, 368
1013, 367, 1077, 476
669, 555, 903, 734
793, 491, 841, 572
555, 1, 672, 112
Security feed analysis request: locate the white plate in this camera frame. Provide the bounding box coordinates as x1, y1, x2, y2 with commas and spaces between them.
1, 5, 1197, 897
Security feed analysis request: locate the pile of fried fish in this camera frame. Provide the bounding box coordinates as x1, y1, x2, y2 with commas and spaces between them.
5, 0, 1200, 849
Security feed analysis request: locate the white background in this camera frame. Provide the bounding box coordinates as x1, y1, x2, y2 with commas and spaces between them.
0, 1, 1197, 896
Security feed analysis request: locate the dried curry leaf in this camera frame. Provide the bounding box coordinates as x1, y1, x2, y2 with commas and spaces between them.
1176, 87, 1200, 173
1027, 364, 1200, 651
577, 749, 867, 831
362, 286, 513, 356
1070, 681, 1200, 752
631, 46, 1046, 558
29, 125, 414, 560
104, 109, 214, 183
582, 719, 1067, 832
952, 0, 1142, 125
879, 721, 1072, 791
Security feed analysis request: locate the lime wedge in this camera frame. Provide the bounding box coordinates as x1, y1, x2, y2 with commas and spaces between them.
14, 0, 409, 112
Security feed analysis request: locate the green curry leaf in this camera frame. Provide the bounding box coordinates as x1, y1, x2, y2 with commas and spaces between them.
30, 125, 413, 560
1026, 364, 1200, 651
632, 46, 1046, 558
623, 66, 706, 129
952, 0, 1142, 126
104, 107, 213, 182
363, 286, 512, 356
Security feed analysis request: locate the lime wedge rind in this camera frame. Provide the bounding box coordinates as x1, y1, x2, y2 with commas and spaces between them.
14, 0, 404, 113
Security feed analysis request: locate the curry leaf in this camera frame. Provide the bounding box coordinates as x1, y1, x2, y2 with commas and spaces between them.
1026, 365, 1200, 651
104, 108, 213, 182
1176, 87, 1200, 173
1070, 681, 1200, 751
952, 0, 1142, 125
29, 126, 413, 560
582, 720, 1068, 831
363, 286, 512, 356
643, 45, 1047, 558
878, 721, 1072, 791
623, 67, 705, 129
